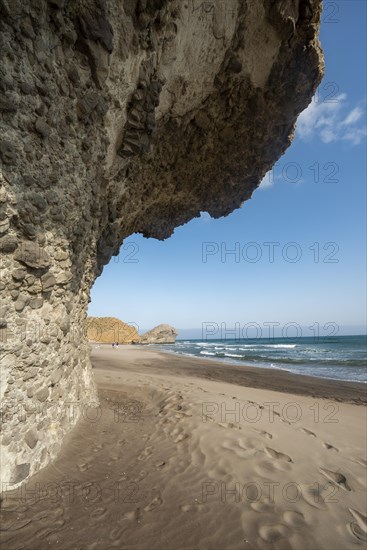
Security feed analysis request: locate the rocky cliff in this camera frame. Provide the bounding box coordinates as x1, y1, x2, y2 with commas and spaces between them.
87, 316, 139, 343
0, 0, 323, 486
138, 324, 178, 344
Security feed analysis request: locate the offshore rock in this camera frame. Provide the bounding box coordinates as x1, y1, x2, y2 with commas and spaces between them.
138, 324, 178, 345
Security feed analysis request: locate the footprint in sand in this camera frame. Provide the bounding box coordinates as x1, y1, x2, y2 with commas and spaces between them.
218, 422, 237, 429
180, 503, 207, 512
123, 508, 141, 522
77, 460, 92, 472
144, 490, 163, 512
109, 454, 120, 461
283, 510, 306, 528
222, 438, 256, 457
207, 464, 233, 481
264, 447, 293, 463
258, 523, 290, 542
109, 526, 126, 541
322, 442, 339, 452
300, 428, 316, 438
170, 427, 189, 443
138, 446, 153, 461
319, 467, 351, 491
173, 432, 189, 443
251, 499, 273, 513
253, 428, 273, 439
90, 507, 108, 520
348, 508, 367, 542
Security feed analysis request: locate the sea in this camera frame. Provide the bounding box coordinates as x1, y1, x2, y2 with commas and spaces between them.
157, 335, 367, 383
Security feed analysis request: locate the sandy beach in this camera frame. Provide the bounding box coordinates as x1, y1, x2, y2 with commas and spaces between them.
1, 345, 366, 549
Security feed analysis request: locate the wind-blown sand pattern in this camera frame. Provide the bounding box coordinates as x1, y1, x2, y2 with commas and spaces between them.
1, 346, 366, 549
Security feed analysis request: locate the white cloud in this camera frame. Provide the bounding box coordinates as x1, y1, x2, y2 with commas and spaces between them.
341, 106, 363, 126
296, 93, 366, 145
343, 127, 367, 145
320, 127, 337, 143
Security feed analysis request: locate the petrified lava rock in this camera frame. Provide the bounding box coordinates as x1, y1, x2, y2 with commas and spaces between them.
138, 324, 178, 344
0, 0, 323, 486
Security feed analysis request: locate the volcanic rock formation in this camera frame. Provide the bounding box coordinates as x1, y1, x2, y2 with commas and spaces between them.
0, 0, 323, 486
138, 324, 178, 344
87, 316, 139, 343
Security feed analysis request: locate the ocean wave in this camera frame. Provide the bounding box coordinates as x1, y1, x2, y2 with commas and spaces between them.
261, 344, 297, 349
169, 337, 367, 383
197, 350, 366, 368
195, 342, 221, 347
224, 344, 298, 350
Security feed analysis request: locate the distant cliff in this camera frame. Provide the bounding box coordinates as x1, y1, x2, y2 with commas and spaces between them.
87, 317, 139, 344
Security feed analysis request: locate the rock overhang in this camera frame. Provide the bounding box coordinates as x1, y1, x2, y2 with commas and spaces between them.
0, 0, 323, 486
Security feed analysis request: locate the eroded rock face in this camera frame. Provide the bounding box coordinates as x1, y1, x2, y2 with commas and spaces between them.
138, 324, 178, 344
0, 0, 323, 485
87, 316, 139, 343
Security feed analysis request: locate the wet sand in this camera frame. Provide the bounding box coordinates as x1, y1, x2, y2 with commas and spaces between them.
1, 345, 366, 549
91, 344, 367, 405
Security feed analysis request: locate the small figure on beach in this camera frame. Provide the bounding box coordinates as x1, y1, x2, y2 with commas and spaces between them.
116, 342, 119, 348
112, 342, 115, 348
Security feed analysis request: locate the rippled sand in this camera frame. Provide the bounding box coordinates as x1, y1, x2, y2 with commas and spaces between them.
1, 345, 366, 549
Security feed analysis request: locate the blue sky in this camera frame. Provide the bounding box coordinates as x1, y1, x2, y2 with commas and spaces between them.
89, 1, 366, 337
